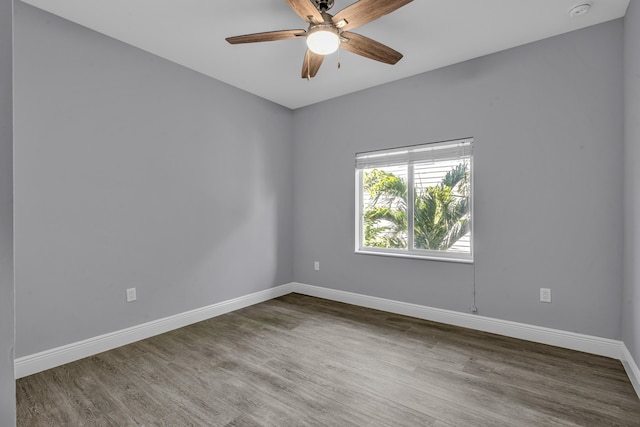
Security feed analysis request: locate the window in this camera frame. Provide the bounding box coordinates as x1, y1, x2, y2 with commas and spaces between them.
355, 138, 473, 262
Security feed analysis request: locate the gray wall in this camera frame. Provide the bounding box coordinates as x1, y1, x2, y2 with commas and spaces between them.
14, 2, 293, 357
292, 20, 624, 339
11, 0, 631, 365
624, 0, 640, 363
0, 0, 15, 423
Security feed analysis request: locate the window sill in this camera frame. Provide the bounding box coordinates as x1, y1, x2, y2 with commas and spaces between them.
355, 249, 474, 264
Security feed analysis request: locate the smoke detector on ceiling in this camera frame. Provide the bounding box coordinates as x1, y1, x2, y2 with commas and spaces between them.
569, 3, 592, 17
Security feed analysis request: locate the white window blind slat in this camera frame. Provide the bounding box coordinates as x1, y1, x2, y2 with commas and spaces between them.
356, 138, 473, 169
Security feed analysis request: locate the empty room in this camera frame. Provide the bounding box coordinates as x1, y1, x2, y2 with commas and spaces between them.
2, 0, 640, 425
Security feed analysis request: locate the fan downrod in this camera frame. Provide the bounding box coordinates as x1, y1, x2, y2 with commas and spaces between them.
312, 0, 334, 12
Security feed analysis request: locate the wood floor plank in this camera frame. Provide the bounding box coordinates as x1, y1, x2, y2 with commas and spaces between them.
16, 293, 640, 426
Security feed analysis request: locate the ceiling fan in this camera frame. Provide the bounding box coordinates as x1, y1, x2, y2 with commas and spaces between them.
226, 0, 413, 79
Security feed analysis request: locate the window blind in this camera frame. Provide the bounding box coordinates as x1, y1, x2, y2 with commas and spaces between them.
355, 138, 473, 170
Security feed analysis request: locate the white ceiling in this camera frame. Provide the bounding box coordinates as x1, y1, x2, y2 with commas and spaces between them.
20, 0, 630, 109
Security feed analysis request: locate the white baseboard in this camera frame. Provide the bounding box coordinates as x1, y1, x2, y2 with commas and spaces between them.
14, 280, 640, 401
14, 283, 294, 379
292, 282, 640, 399
622, 344, 640, 399
290, 283, 625, 360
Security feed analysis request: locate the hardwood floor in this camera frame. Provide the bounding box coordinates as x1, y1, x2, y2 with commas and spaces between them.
16, 293, 640, 426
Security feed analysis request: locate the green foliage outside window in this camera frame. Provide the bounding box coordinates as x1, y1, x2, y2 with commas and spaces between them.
363, 163, 470, 251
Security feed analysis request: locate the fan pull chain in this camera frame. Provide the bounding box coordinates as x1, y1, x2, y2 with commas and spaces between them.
337, 48, 341, 69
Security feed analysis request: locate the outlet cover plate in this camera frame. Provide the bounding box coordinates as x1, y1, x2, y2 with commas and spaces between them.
540, 288, 551, 303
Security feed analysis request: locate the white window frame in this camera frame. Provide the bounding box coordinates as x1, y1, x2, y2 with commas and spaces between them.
355, 138, 474, 263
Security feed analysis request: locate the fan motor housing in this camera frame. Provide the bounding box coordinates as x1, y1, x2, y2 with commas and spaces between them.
313, 0, 335, 12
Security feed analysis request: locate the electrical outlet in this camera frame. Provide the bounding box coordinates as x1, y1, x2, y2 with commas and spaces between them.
540, 288, 551, 303
126, 287, 137, 302
314, 261, 320, 271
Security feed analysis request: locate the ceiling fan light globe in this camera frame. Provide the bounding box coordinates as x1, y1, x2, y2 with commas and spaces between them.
307, 29, 340, 55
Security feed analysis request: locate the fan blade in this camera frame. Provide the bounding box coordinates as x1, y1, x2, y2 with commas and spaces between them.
226, 29, 306, 44
341, 31, 402, 64
285, 0, 324, 24
301, 49, 324, 79
333, 0, 413, 31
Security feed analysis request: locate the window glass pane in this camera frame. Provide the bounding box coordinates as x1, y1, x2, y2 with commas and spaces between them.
413, 158, 471, 253
361, 165, 408, 249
